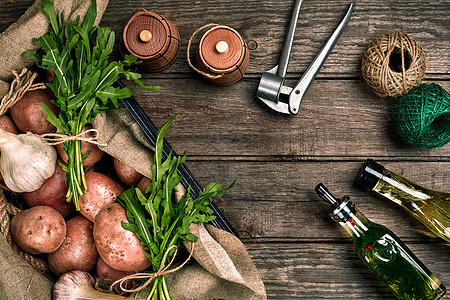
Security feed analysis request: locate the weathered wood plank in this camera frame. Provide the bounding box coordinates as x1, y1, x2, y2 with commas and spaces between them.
245, 242, 450, 299
1, 0, 448, 76
184, 160, 449, 241
128, 79, 450, 159
100, 0, 450, 76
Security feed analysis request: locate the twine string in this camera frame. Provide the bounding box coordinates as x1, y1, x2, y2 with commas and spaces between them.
187, 23, 223, 79
0, 68, 46, 116
361, 31, 426, 98
112, 243, 195, 293
35, 128, 107, 147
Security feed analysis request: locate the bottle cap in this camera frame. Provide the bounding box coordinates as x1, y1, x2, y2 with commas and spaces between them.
315, 183, 355, 222
354, 159, 385, 190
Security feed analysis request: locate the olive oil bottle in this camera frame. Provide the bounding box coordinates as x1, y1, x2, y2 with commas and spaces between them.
315, 183, 446, 300
355, 159, 450, 242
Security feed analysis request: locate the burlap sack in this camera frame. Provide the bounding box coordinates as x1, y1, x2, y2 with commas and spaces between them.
93, 110, 267, 299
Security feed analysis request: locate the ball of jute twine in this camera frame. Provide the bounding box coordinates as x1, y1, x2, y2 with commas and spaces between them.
362, 31, 426, 98
0, 68, 49, 272
393, 83, 450, 149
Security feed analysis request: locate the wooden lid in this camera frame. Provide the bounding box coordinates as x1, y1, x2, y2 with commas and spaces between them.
198, 26, 245, 72
123, 11, 170, 60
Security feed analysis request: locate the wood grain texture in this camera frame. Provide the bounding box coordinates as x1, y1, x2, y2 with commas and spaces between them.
245, 242, 450, 299
0, 0, 449, 299
128, 79, 450, 159
99, 0, 450, 76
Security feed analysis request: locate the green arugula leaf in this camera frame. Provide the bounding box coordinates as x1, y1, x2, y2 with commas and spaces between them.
117, 188, 154, 251
116, 116, 234, 299
39, 0, 59, 38
81, 0, 97, 36
96, 86, 133, 107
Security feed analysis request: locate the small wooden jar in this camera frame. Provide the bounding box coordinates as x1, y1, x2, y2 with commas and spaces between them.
122, 10, 180, 72
190, 25, 249, 86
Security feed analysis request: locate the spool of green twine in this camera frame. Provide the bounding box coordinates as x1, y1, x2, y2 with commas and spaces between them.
393, 83, 450, 149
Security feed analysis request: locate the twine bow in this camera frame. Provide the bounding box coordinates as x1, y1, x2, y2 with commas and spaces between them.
0, 68, 46, 116
36, 128, 106, 147
111, 243, 195, 293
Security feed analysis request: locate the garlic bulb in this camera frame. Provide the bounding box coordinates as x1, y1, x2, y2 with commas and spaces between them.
0, 128, 57, 193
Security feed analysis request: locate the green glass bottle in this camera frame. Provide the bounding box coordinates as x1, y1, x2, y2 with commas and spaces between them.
355, 159, 450, 242
315, 183, 446, 300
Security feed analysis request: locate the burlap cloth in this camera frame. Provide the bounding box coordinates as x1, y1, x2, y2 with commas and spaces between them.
0, 0, 267, 299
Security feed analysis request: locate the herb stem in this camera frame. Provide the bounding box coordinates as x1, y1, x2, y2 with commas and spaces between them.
147, 277, 158, 300
162, 277, 171, 300
159, 215, 182, 255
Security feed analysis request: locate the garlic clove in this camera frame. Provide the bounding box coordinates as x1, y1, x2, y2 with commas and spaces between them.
0, 129, 57, 193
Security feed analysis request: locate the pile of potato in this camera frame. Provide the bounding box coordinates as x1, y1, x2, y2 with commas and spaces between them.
2, 88, 152, 290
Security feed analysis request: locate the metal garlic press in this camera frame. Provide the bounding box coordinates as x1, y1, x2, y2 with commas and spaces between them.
257, 1, 354, 115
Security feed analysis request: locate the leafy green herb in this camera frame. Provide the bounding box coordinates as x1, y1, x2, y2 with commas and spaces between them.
117, 115, 235, 300
23, 0, 162, 210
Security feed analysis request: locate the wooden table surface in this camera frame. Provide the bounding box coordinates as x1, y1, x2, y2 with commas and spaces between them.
3, 0, 449, 299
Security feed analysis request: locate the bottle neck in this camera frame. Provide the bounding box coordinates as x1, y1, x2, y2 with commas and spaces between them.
330, 197, 370, 238
355, 159, 432, 205
337, 210, 370, 238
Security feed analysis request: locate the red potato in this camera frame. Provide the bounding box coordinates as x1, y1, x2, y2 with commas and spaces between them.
22, 159, 74, 217
46, 68, 53, 82
0, 115, 18, 134
79, 172, 124, 222
94, 202, 151, 272
11, 206, 66, 255
10, 88, 59, 134
114, 157, 144, 187
96, 256, 134, 292
56, 125, 104, 168
136, 176, 152, 194
48, 215, 99, 276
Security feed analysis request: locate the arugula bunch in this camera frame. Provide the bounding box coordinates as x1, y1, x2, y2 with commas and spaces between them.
23, 0, 161, 210
117, 116, 234, 300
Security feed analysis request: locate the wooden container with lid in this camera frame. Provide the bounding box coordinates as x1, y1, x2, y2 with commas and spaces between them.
122, 10, 180, 72
189, 24, 250, 86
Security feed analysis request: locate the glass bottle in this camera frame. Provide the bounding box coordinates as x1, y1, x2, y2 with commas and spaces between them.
315, 183, 446, 300
355, 159, 450, 242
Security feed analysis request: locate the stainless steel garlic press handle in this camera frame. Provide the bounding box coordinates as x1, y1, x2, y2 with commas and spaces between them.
257, 1, 354, 115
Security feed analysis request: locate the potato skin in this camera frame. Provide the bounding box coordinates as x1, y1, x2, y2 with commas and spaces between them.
136, 176, 152, 194
10, 89, 59, 134
78, 172, 124, 222
0, 115, 18, 134
114, 157, 143, 187
96, 256, 134, 292
48, 215, 99, 276
11, 206, 66, 255
94, 202, 151, 272
22, 159, 74, 217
